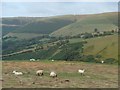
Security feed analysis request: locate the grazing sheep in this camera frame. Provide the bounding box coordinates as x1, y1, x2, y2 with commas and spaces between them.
50, 71, 57, 78
30, 58, 35, 61
36, 70, 44, 76
51, 59, 54, 62
12, 71, 23, 75
101, 60, 104, 64
78, 69, 85, 75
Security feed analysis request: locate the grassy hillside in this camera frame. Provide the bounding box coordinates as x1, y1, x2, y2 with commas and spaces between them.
12, 17, 75, 34
51, 12, 118, 37
2, 12, 118, 62
3, 42, 83, 60
51, 23, 117, 37
3, 45, 59, 60
3, 16, 76, 39
83, 35, 118, 60
68, 34, 118, 61
3, 12, 118, 39
2, 17, 41, 35
3, 34, 118, 62
4, 33, 45, 40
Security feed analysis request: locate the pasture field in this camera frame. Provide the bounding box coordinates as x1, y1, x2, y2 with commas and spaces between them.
69, 35, 118, 60
2, 60, 118, 88
83, 35, 118, 60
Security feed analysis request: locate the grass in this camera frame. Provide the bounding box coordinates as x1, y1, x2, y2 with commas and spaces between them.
51, 12, 118, 37
69, 35, 118, 60
4, 32, 45, 40
83, 35, 118, 60
2, 60, 118, 88
4, 12, 118, 39
69, 38, 84, 43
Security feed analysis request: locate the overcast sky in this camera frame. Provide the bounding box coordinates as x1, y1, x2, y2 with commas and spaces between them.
2, 2, 118, 17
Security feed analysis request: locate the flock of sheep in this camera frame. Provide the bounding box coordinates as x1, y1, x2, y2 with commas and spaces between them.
12, 69, 85, 77
30, 59, 105, 63
12, 59, 104, 78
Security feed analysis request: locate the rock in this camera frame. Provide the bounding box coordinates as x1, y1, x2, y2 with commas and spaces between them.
64, 79, 70, 82
32, 82, 35, 84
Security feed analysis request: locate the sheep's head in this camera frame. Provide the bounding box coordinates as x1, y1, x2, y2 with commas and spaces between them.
12, 71, 16, 74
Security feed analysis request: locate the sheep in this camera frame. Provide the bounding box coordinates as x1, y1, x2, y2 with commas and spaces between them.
78, 69, 85, 75
30, 58, 35, 61
51, 59, 54, 62
101, 60, 104, 64
50, 71, 57, 78
36, 70, 44, 76
12, 71, 23, 75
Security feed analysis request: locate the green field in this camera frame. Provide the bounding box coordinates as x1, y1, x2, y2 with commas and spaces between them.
69, 35, 118, 60
51, 12, 118, 37
3, 34, 118, 63
2, 60, 118, 88
83, 35, 118, 60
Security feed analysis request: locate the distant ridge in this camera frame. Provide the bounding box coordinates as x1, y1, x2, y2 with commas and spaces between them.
2, 12, 118, 39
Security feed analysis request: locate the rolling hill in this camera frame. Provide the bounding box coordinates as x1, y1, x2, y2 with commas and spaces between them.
51, 12, 118, 37
1, 17, 43, 35
12, 17, 75, 34
83, 35, 118, 60
2, 12, 118, 39
68, 34, 118, 60
3, 34, 118, 62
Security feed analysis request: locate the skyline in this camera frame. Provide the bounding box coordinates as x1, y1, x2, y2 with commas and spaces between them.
2, 2, 118, 17
2, 0, 120, 2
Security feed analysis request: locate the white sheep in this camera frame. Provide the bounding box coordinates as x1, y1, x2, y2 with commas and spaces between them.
101, 60, 104, 64
50, 71, 57, 78
30, 58, 35, 61
12, 71, 23, 75
51, 59, 54, 62
78, 69, 85, 75
36, 70, 44, 76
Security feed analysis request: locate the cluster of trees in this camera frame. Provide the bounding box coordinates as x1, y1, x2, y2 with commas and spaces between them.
72, 28, 119, 39
3, 37, 42, 55
3, 45, 59, 60
51, 28, 119, 40
52, 42, 83, 61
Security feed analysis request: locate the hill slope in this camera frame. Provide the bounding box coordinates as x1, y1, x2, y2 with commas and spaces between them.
12, 17, 75, 34
51, 12, 118, 37
3, 12, 118, 39
2, 17, 42, 35
83, 35, 118, 60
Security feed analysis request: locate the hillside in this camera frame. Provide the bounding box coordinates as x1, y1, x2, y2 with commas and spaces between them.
2, 17, 43, 35
3, 34, 118, 62
2, 12, 118, 39
51, 12, 118, 37
12, 17, 75, 34
83, 35, 118, 60
69, 34, 118, 60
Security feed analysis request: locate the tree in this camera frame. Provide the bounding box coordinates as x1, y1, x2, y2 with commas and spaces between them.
94, 28, 98, 32
111, 30, 115, 33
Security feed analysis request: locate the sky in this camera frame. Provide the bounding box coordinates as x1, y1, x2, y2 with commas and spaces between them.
2, 2, 118, 17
